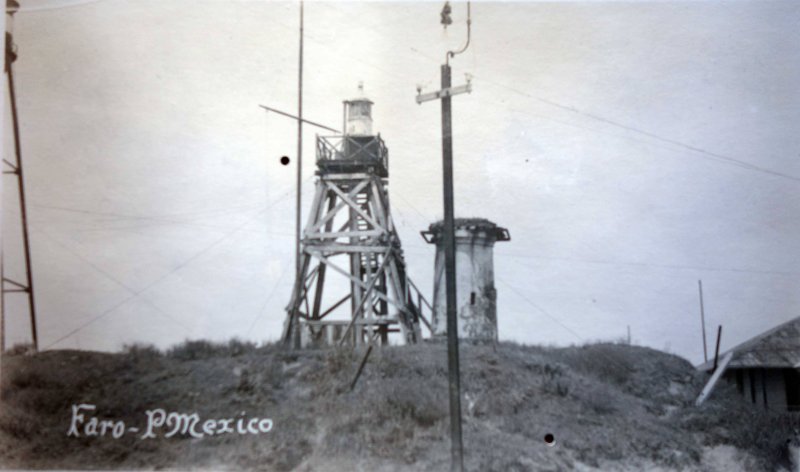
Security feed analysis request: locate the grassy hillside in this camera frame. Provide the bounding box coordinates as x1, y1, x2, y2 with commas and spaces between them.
0, 341, 796, 471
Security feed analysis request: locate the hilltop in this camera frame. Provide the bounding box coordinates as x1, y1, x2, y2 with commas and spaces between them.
0, 341, 796, 471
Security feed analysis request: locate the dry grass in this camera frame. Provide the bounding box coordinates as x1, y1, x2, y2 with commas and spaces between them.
679, 381, 800, 470
0, 339, 793, 471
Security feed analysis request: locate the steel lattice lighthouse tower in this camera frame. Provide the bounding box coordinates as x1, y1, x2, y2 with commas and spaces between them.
282, 86, 427, 348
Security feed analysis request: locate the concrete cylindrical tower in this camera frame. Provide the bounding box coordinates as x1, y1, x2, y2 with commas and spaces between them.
422, 218, 510, 342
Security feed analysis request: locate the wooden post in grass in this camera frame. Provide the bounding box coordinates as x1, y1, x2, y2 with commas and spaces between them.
696, 351, 734, 406
349, 345, 374, 391
712, 325, 722, 373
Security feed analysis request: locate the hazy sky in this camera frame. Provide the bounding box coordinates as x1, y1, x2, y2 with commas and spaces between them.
2, 0, 799, 365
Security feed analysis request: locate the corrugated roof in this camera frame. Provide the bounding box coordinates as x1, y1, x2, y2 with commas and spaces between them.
697, 316, 800, 371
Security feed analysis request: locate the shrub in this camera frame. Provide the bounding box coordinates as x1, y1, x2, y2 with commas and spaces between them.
382, 382, 447, 427
681, 386, 800, 470
4, 343, 34, 356
9, 369, 49, 390
167, 340, 219, 360
542, 377, 570, 397
166, 338, 257, 360
0, 409, 36, 439
227, 338, 257, 357
552, 343, 636, 387
571, 382, 621, 416
121, 343, 162, 359
325, 347, 356, 375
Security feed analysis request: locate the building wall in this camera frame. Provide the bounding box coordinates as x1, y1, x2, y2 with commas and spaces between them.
431, 228, 498, 341
731, 368, 792, 411
766, 369, 789, 411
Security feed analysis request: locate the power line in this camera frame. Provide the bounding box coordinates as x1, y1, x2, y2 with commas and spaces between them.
43, 295, 138, 350
29, 201, 266, 223
29, 204, 280, 236
497, 277, 586, 343
393, 191, 431, 224
32, 226, 194, 350
494, 251, 800, 278
245, 254, 293, 336
397, 11, 800, 184
497, 82, 800, 183
38, 180, 305, 349
316, 4, 800, 186
17, 0, 106, 13
267, 1, 761, 186
390, 191, 800, 279
498, 276, 670, 379
21, 177, 318, 237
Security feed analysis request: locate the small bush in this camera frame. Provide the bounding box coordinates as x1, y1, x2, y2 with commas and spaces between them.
165, 338, 257, 361
0, 410, 36, 440
167, 340, 218, 360
542, 377, 570, 397
9, 369, 49, 390
382, 382, 447, 427
227, 338, 257, 357
552, 343, 636, 387
122, 343, 161, 359
573, 383, 621, 416
236, 368, 256, 394
325, 347, 356, 375
4, 343, 34, 356
681, 385, 800, 470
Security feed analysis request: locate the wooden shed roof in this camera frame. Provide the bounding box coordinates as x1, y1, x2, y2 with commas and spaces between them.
697, 316, 800, 371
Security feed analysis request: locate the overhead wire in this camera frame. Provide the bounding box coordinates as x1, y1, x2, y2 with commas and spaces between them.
497, 276, 684, 378
498, 277, 585, 343
494, 251, 800, 278
269, 2, 793, 200
17, 0, 107, 13
36, 177, 310, 349
8, 3, 798, 350
478, 79, 800, 184
31, 226, 195, 348
29, 201, 266, 224
319, 2, 800, 186
244, 253, 294, 336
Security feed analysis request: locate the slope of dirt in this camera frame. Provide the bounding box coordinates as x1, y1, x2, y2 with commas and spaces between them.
0, 340, 796, 471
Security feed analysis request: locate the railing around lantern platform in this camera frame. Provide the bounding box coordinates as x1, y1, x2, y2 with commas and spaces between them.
316, 134, 389, 177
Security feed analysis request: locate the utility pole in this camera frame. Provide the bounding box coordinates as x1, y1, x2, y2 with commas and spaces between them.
2, 0, 38, 352
698, 280, 708, 363
440, 61, 463, 472
415, 2, 472, 470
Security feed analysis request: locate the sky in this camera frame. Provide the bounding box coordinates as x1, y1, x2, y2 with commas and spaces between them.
1, 0, 799, 365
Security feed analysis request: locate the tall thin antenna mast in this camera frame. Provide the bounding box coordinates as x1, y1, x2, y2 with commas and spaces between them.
295, 0, 304, 335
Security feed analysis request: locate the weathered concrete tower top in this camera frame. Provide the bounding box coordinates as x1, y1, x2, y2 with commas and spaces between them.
422, 218, 510, 342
